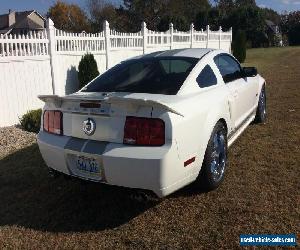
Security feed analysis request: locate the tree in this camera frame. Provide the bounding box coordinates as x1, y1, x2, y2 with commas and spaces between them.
82, 0, 278, 49
288, 24, 300, 45
114, 6, 141, 32
207, 7, 222, 30
261, 8, 281, 25
166, 0, 210, 26
123, 0, 167, 30
235, 0, 256, 7
203, 0, 271, 47
281, 11, 300, 46
48, 1, 90, 32
78, 53, 99, 89
216, 0, 234, 16
232, 30, 246, 62
195, 9, 209, 30
86, 0, 118, 32
123, 0, 210, 31
195, 7, 221, 30
224, 5, 267, 47
157, 15, 189, 31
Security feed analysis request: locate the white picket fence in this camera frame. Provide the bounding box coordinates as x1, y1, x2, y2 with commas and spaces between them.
0, 18, 232, 127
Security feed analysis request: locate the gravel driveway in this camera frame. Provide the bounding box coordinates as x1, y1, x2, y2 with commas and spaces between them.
0, 126, 36, 159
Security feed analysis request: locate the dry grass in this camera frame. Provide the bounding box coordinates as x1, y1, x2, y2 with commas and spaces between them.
0, 47, 299, 249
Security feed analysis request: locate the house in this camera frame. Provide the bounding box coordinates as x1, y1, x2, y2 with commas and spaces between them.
0, 9, 45, 36
265, 19, 283, 46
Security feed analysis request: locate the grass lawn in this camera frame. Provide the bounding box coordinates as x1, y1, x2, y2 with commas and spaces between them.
0, 47, 299, 249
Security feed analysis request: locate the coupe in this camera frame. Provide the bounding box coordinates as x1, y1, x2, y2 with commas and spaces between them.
37, 48, 266, 197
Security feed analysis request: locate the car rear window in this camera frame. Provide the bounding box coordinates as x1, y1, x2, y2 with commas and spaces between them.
81, 57, 198, 95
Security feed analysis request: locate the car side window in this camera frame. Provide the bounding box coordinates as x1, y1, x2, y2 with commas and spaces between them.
196, 65, 217, 88
214, 55, 242, 83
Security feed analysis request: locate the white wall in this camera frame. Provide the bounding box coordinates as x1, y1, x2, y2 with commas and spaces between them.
0, 57, 53, 126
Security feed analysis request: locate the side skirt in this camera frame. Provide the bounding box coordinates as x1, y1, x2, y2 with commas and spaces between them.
227, 110, 256, 148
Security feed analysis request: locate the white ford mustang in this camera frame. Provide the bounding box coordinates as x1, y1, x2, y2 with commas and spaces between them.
37, 48, 266, 197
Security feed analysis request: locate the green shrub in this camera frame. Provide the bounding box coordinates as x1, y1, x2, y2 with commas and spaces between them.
233, 30, 247, 63
20, 109, 42, 133
78, 53, 99, 90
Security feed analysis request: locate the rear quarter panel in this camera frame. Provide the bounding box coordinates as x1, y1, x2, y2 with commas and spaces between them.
152, 86, 231, 186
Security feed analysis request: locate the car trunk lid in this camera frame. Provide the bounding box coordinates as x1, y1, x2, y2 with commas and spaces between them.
39, 92, 183, 143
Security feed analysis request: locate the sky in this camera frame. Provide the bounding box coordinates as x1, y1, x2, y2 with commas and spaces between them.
0, 0, 299, 16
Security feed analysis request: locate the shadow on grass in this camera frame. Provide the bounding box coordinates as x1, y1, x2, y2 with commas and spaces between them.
0, 143, 160, 232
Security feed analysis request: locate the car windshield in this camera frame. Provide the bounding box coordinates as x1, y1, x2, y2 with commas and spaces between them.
81, 57, 198, 95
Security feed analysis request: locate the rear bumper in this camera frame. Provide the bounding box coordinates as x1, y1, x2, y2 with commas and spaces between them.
37, 132, 196, 197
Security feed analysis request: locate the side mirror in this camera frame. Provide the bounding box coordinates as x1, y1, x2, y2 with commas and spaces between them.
243, 67, 257, 77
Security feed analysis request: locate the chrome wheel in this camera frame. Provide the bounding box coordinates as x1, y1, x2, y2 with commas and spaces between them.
196, 122, 227, 190
210, 132, 226, 183
254, 86, 267, 124
259, 89, 266, 118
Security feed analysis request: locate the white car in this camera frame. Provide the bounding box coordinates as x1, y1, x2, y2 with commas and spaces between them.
37, 48, 266, 197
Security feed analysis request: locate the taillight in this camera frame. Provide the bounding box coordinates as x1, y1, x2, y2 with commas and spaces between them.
43, 110, 63, 135
123, 117, 165, 146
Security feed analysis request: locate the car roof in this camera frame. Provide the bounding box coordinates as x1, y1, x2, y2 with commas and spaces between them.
133, 48, 215, 60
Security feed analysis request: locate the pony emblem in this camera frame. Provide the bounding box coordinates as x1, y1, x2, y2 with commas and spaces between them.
83, 118, 96, 135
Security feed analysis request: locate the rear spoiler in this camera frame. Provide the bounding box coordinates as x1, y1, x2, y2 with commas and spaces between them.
38, 95, 184, 117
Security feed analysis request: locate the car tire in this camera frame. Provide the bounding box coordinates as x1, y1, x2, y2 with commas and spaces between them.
195, 121, 228, 191
254, 85, 267, 123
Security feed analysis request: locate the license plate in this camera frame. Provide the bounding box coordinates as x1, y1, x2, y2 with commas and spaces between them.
76, 156, 100, 174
